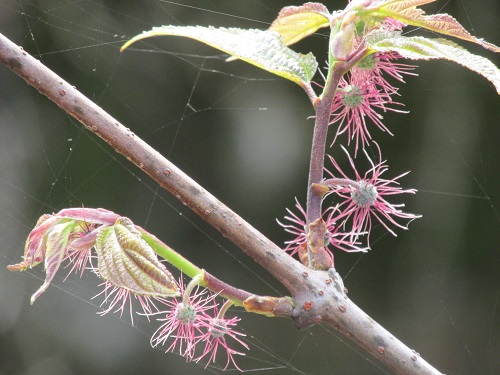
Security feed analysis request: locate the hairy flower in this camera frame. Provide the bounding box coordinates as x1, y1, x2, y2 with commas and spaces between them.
329, 46, 417, 153
196, 310, 248, 371
325, 143, 420, 246
150, 280, 217, 361
278, 198, 366, 261
330, 70, 406, 153
354, 52, 417, 96
93, 280, 166, 325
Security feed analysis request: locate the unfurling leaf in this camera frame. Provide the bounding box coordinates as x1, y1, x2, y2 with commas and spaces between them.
30, 220, 77, 304
8, 215, 78, 304
95, 217, 179, 297
7, 214, 57, 272
269, 2, 331, 46
367, 32, 500, 94
372, 0, 500, 52
7, 208, 119, 303
8, 208, 180, 304
121, 26, 318, 85
7, 215, 77, 304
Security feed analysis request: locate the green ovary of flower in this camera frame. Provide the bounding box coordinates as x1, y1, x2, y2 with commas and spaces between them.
351, 180, 378, 207
176, 303, 197, 324
342, 85, 364, 108
209, 318, 228, 338
356, 54, 379, 70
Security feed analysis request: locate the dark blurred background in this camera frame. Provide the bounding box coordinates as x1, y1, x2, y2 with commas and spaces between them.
0, 1, 499, 374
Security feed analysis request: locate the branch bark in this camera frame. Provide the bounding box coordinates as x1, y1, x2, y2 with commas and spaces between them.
0, 32, 442, 375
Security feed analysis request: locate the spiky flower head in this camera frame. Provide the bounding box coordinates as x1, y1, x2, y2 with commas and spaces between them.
150, 278, 217, 361
278, 198, 367, 264
328, 14, 416, 152
329, 69, 406, 153
196, 310, 248, 371
325, 143, 421, 246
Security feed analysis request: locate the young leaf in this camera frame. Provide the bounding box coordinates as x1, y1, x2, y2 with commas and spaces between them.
31, 219, 77, 304
7, 214, 56, 271
367, 31, 500, 94
372, 1, 500, 52
95, 217, 179, 297
269, 2, 331, 46
372, 0, 437, 12
121, 26, 318, 86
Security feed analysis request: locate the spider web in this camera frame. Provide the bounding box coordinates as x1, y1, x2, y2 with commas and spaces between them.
0, 1, 499, 374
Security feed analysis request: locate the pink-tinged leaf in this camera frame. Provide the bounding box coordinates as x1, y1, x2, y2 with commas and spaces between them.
367, 31, 500, 94
121, 26, 318, 85
57, 207, 120, 226
372, 0, 437, 13
7, 214, 56, 271
30, 220, 77, 304
8, 208, 118, 273
269, 2, 331, 46
95, 217, 179, 298
374, 2, 500, 52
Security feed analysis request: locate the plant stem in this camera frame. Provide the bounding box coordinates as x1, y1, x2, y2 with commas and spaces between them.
305, 62, 346, 268
306, 59, 350, 224
139, 228, 202, 279
305, 45, 369, 268
141, 226, 289, 315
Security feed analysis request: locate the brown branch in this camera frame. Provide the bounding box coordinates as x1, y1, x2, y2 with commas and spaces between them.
0, 32, 443, 375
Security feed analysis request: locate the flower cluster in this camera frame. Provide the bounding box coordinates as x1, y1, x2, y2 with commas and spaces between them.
279, 15, 422, 264
325, 143, 420, 246
280, 143, 420, 260
150, 278, 248, 371
329, 52, 415, 153
278, 198, 367, 263
328, 15, 417, 153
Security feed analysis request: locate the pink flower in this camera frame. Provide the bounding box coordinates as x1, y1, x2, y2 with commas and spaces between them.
277, 198, 309, 257
329, 50, 416, 153
330, 70, 406, 153
196, 312, 248, 371
325, 143, 420, 246
278, 198, 367, 261
354, 52, 417, 96
150, 281, 217, 361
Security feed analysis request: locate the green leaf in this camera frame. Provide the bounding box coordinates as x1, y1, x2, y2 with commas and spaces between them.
269, 2, 331, 46
367, 32, 500, 94
95, 217, 179, 297
372, 1, 500, 52
121, 25, 318, 85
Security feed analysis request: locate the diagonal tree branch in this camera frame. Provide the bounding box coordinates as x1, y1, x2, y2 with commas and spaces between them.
0, 32, 442, 375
